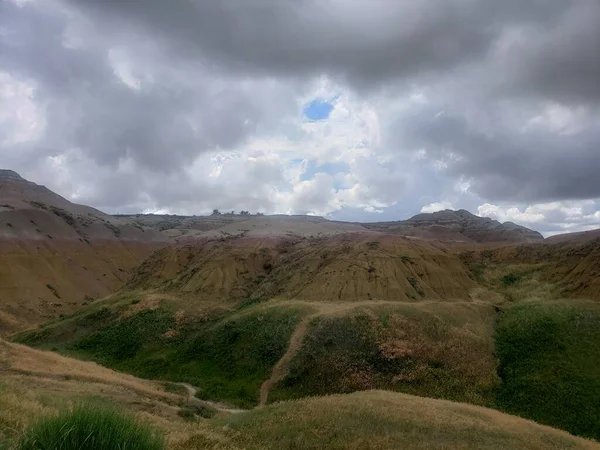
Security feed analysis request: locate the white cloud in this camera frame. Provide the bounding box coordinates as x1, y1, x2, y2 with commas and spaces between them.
477, 201, 600, 236
477, 203, 545, 223
0, 72, 45, 145
421, 201, 454, 213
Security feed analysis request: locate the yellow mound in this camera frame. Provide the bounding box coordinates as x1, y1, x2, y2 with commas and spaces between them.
200, 390, 599, 450
129, 234, 477, 303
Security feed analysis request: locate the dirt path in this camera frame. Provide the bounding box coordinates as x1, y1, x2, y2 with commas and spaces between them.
258, 299, 443, 406
177, 382, 246, 414
258, 312, 317, 406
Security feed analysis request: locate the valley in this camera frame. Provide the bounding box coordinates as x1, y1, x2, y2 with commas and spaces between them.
1, 170, 600, 448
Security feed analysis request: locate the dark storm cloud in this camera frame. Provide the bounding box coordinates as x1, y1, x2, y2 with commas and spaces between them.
63, 0, 570, 90
0, 0, 297, 172
2, 0, 600, 219
398, 107, 600, 202
493, 0, 600, 105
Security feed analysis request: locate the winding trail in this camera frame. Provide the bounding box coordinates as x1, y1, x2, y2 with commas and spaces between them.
177, 382, 247, 414
258, 312, 318, 406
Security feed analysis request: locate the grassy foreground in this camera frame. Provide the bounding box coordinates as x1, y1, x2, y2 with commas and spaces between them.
16, 404, 164, 450
202, 390, 599, 450
2, 378, 597, 450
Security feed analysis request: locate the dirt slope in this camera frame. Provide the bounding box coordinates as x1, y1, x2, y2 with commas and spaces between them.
469, 237, 600, 301
128, 233, 477, 303
0, 170, 168, 335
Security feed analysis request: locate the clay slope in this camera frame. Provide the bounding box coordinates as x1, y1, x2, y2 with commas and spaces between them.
470, 237, 600, 301
129, 233, 477, 303
0, 170, 168, 335
364, 209, 544, 243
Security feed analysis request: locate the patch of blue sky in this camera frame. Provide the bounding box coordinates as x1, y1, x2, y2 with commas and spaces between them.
302, 96, 338, 121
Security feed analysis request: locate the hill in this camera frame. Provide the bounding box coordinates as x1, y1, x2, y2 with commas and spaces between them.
461, 237, 600, 301
209, 390, 599, 450
15, 232, 600, 440
0, 170, 168, 335
118, 209, 545, 244
127, 233, 478, 303
363, 209, 544, 243
0, 167, 548, 337
1, 340, 597, 449
546, 228, 600, 244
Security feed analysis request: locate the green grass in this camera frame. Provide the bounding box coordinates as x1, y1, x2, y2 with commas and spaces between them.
16, 403, 164, 450
162, 382, 187, 395
269, 304, 499, 406
495, 300, 600, 440
178, 403, 217, 420
176, 306, 308, 407
15, 300, 310, 409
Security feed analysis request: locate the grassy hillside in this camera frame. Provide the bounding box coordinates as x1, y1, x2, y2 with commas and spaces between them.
205, 391, 598, 450
15, 295, 312, 408
269, 302, 499, 406
495, 300, 600, 440
14, 237, 600, 441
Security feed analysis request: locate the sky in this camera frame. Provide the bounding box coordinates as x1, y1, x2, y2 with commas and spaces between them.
1, 0, 600, 236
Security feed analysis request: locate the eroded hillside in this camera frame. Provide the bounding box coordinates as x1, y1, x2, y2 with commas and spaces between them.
128, 234, 478, 303
0, 171, 168, 334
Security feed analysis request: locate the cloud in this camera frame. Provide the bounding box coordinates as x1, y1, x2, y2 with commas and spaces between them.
477, 201, 600, 236
421, 201, 455, 214
0, 0, 300, 173
1, 0, 600, 236
388, 100, 600, 203
61, 0, 513, 88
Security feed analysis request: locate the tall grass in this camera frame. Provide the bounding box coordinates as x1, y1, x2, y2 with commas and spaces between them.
16, 404, 164, 450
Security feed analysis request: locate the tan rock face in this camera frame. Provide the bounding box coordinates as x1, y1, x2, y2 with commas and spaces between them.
127, 233, 478, 304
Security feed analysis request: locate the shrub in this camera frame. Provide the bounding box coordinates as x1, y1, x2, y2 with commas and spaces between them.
178, 403, 217, 419
177, 407, 195, 420
17, 403, 164, 450
502, 273, 521, 286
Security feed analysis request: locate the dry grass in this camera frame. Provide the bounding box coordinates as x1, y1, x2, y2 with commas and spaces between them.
2, 348, 597, 449
0, 340, 189, 447
200, 391, 600, 450
0, 339, 180, 404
